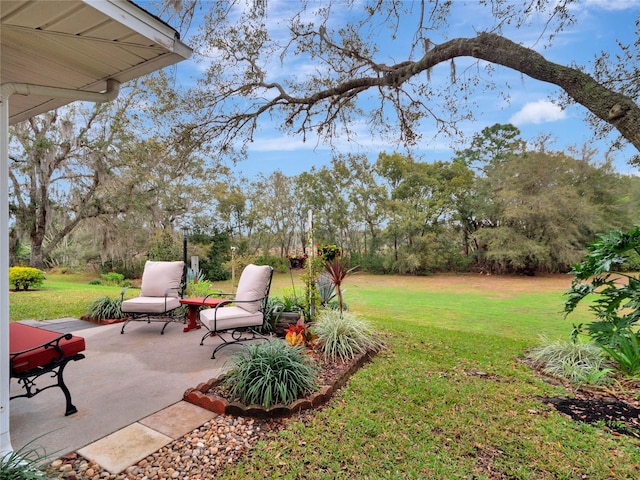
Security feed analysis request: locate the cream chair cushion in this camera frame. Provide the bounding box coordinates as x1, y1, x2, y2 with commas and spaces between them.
140, 261, 183, 297
234, 264, 272, 313
199, 306, 263, 330
121, 296, 181, 314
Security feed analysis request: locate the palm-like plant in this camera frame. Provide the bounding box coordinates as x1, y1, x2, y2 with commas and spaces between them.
323, 256, 358, 312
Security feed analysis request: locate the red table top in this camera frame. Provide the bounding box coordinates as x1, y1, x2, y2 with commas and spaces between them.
10, 322, 86, 373
180, 296, 225, 307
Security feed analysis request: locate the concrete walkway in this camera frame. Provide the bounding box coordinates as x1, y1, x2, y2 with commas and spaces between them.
9, 318, 237, 472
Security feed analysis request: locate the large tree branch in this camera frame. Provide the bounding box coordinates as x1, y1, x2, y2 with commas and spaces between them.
223, 32, 640, 154
422, 33, 640, 152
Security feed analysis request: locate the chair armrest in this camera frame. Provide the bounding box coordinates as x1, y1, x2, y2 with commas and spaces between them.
10, 332, 73, 358
163, 287, 182, 311
120, 286, 141, 301
163, 286, 182, 298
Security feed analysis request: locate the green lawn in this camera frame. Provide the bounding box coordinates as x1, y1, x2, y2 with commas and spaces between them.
10, 271, 639, 478
9, 271, 124, 321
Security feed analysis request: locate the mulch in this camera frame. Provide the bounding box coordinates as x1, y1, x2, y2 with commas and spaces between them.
539, 389, 640, 438
523, 357, 640, 439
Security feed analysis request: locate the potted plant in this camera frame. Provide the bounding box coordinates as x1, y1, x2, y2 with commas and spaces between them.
272, 294, 304, 336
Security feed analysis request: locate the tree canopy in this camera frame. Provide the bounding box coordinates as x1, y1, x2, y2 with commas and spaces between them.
8, 1, 640, 275
167, 0, 640, 164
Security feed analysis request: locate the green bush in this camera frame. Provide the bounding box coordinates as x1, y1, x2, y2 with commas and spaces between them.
185, 279, 214, 298
100, 272, 127, 287
601, 334, 640, 378
565, 227, 640, 347
9, 266, 45, 291
255, 254, 289, 273
97, 259, 145, 279
223, 340, 319, 408
313, 310, 383, 362
526, 338, 612, 385
86, 296, 124, 320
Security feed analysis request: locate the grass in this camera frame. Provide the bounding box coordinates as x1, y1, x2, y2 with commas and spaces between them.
10, 270, 640, 478
9, 271, 124, 321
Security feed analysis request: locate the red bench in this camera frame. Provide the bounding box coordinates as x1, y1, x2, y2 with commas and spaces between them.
9, 322, 86, 416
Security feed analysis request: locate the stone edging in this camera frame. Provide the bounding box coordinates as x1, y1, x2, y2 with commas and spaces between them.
80, 315, 126, 325
183, 351, 375, 418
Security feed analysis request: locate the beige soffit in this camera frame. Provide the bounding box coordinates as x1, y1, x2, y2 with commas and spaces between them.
0, 0, 192, 125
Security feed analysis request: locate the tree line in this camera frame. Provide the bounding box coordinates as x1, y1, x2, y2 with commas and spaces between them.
9, 111, 639, 277
8, 1, 640, 277
211, 124, 640, 276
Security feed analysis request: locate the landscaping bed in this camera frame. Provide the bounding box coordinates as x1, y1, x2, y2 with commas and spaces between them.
525, 357, 640, 439
184, 349, 376, 417
536, 377, 640, 439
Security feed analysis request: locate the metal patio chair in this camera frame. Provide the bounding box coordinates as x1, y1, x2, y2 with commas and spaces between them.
199, 264, 274, 358
120, 260, 185, 334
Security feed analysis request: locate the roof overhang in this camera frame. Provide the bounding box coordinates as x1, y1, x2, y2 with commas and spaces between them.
1, 0, 191, 456
1, 0, 192, 124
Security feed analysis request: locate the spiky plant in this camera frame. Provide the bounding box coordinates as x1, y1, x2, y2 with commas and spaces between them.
323, 256, 358, 312
313, 310, 383, 362
0, 442, 51, 479
86, 296, 124, 320
223, 340, 319, 408
526, 337, 612, 385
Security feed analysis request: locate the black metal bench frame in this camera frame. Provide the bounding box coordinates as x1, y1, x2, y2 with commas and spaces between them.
10, 332, 85, 416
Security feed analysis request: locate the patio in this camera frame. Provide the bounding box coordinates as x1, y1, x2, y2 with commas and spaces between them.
9, 319, 235, 473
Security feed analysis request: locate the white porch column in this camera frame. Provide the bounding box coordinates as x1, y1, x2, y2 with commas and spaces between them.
0, 88, 12, 455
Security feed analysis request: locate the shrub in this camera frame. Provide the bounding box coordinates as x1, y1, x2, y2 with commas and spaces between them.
565, 227, 640, 347
9, 266, 45, 291
256, 254, 289, 273
185, 279, 214, 298
601, 334, 640, 378
100, 272, 125, 287
223, 340, 319, 408
86, 296, 124, 320
313, 310, 384, 362
526, 338, 612, 385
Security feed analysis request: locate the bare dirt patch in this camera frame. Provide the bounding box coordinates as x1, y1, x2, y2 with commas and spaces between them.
349, 272, 574, 296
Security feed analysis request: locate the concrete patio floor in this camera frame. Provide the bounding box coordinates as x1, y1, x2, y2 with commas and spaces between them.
9, 318, 237, 472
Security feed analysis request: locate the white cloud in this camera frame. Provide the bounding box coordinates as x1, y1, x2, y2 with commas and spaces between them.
583, 0, 640, 11
509, 100, 567, 125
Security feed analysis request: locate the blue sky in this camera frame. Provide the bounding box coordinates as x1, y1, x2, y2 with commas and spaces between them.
164, 0, 640, 178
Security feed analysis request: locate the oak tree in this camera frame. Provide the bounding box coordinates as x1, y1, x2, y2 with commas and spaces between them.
171, 0, 640, 164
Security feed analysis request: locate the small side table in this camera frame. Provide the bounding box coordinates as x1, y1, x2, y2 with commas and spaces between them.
179, 297, 225, 332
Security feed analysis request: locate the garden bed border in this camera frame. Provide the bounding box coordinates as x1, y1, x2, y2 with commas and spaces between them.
183, 350, 375, 418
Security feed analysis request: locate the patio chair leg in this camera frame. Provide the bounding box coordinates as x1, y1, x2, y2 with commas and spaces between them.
160, 319, 171, 335
120, 319, 131, 334
200, 330, 215, 345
